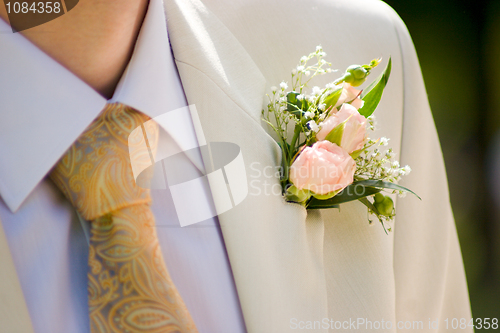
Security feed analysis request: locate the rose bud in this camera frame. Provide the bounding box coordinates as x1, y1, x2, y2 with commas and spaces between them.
334, 82, 364, 110
334, 58, 380, 87
345, 65, 368, 86
316, 103, 367, 154
289, 141, 356, 196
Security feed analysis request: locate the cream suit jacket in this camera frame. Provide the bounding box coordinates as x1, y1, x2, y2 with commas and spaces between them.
0, 0, 472, 332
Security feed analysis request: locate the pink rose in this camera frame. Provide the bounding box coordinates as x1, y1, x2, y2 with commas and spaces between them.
316, 103, 367, 153
290, 141, 356, 195
334, 82, 364, 110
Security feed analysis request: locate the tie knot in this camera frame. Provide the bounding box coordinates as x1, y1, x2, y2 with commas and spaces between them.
50, 103, 158, 220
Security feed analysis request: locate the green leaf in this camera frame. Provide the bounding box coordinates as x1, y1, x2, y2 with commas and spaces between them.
286, 92, 300, 113
324, 121, 345, 146
358, 196, 381, 215
307, 185, 382, 209
286, 92, 298, 106
286, 185, 311, 203
311, 189, 340, 200
361, 57, 391, 98
323, 87, 342, 110
358, 197, 389, 235
351, 179, 421, 200
306, 201, 340, 210
324, 113, 355, 147
306, 179, 419, 210
286, 92, 308, 116
358, 57, 392, 117
350, 148, 364, 159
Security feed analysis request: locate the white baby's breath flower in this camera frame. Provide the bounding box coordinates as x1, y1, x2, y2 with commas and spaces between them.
291, 69, 297, 75
280, 81, 288, 90
318, 103, 326, 111
401, 165, 412, 175
304, 111, 315, 119
326, 68, 332, 73
319, 51, 327, 57
307, 120, 320, 133
300, 56, 307, 63
367, 115, 377, 128
312, 86, 322, 95
297, 94, 305, 101
392, 161, 400, 169
270, 86, 277, 92
319, 113, 326, 120
316, 45, 322, 52
279, 96, 287, 103
305, 71, 311, 76
297, 65, 305, 72
380, 137, 389, 146
326, 82, 337, 89
398, 192, 407, 198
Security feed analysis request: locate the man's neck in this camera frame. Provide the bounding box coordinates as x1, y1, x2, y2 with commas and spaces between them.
0, 0, 149, 99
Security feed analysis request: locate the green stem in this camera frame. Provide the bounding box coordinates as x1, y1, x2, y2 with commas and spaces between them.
290, 124, 301, 152
280, 137, 290, 186
282, 125, 301, 186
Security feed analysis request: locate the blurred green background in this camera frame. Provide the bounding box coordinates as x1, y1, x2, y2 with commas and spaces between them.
384, 0, 500, 325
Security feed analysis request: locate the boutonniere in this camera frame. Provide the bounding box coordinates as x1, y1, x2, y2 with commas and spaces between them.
262, 46, 419, 233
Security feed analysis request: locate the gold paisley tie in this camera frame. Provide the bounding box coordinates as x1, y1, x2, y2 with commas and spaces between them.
50, 103, 198, 333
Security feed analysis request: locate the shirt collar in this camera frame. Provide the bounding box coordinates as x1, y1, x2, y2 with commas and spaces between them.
0, 0, 188, 212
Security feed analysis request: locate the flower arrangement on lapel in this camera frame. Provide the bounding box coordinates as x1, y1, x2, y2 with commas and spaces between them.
262, 46, 419, 233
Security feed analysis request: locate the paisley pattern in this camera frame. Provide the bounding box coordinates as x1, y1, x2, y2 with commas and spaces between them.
50, 103, 198, 333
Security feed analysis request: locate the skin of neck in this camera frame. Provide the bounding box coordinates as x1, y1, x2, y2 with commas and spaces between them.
0, 0, 149, 98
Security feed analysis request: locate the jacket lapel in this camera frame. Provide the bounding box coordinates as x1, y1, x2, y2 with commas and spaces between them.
164, 0, 328, 331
